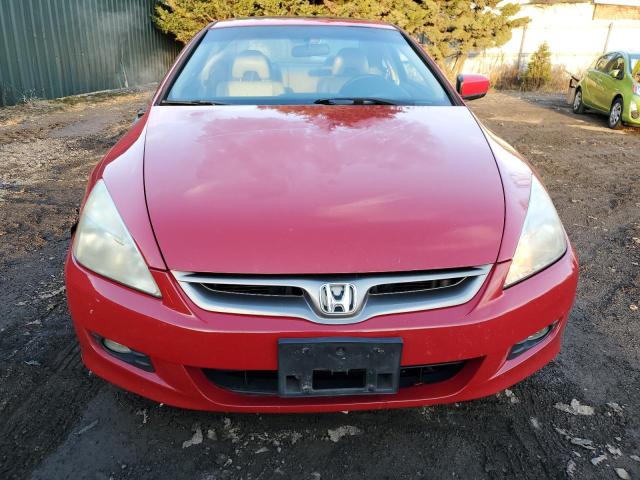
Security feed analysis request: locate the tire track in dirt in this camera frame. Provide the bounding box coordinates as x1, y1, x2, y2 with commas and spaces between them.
0, 290, 101, 476
0, 89, 153, 479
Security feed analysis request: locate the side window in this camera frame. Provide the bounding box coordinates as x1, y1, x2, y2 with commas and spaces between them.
595, 54, 611, 72
606, 55, 624, 80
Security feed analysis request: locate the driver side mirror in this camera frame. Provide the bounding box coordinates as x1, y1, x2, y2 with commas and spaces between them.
456, 74, 490, 101
132, 108, 145, 125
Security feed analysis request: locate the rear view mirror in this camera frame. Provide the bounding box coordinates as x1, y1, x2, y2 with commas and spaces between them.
292, 43, 330, 58
456, 74, 490, 101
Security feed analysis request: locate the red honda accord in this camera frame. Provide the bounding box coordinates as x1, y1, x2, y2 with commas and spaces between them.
65, 18, 578, 412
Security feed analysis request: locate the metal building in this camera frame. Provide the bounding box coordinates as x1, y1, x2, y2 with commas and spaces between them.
0, 0, 180, 106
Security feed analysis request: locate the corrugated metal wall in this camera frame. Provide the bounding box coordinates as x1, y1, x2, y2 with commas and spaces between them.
0, 0, 180, 106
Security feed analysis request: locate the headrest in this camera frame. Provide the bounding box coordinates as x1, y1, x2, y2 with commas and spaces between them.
232, 50, 271, 81
332, 48, 369, 76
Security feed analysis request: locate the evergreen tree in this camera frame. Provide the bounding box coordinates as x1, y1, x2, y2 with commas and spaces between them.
423, 0, 528, 77
522, 42, 552, 90
322, 0, 435, 35
154, 0, 528, 76
154, 0, 326, 44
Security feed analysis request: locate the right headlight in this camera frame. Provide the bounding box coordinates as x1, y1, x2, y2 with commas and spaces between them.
504, 176, 567, 287
73, 180, 161, 297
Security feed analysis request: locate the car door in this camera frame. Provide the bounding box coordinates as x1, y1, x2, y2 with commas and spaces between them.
599, 54, 625, 109
586, 54, 614, 110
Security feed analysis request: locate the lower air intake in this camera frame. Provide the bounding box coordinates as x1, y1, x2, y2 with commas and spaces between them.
203, 361, 467, 396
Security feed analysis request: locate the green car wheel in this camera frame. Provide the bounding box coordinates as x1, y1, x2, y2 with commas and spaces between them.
608, 98, 623, 129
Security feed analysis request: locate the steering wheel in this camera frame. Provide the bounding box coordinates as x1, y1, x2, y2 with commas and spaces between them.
339, 74, 406, 98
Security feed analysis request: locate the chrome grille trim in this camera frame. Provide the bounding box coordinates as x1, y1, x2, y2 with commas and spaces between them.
173, 265, 492, 325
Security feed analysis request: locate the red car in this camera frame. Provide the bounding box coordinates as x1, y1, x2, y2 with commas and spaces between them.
65, 18, 578, 412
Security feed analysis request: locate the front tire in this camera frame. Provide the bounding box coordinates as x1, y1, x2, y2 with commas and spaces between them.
572, 89, 585, 114
608, 98, 623, 130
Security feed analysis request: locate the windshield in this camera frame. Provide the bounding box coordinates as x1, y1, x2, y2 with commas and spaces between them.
631, 54, 640, 80
166, 26, 451, 106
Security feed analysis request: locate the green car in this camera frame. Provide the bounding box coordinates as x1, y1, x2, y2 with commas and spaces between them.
573, 51, 640, 129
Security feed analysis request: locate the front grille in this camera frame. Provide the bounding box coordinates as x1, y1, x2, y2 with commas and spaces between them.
174, 265, 491, 325
204, 361, 466, 396
369, 277, 464, 295
202, 284, 304, 297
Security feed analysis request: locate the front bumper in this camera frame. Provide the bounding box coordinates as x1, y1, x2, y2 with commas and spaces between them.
624, 99, 640, 125
65, 247, 578, 413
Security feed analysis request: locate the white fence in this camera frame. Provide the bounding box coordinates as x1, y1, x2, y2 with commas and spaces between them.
463, 2, 640, 77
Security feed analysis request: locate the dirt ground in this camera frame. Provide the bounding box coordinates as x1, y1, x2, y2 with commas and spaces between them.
0, 88, 638, 480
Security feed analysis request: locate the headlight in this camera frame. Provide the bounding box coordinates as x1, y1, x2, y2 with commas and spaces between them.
504, 177, 566, 287
73, 180, 161, 297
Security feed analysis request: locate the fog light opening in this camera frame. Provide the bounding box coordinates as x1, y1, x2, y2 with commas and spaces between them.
103, 338, 132, 354
97, 335, 155, 372
525, 326, 552, 342
507, 323, 555, 360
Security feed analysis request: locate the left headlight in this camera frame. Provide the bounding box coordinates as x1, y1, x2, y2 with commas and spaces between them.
73, 180, 161, 297
504, 176, 567, 287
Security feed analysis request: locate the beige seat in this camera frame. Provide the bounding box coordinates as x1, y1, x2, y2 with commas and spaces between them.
217, 50, 285, 97
317, 48, 370, 94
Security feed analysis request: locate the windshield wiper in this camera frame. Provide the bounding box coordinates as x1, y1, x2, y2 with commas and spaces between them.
313, 97, 401, 106
160, 99, 227, 106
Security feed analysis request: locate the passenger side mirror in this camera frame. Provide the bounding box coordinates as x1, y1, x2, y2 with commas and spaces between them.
610, 69, 622, 80
456, 74, 490, 101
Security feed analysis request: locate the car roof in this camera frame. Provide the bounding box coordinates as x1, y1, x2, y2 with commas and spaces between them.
210, 17, 397, 30
607, 51, 640, 56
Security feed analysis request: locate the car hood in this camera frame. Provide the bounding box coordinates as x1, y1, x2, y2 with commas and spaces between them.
144, 105, 504, 274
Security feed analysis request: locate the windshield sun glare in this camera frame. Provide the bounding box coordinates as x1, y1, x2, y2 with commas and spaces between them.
166, 26, 451, 107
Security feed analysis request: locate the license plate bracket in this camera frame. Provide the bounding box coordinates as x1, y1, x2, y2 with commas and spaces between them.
278, 338, 402, 397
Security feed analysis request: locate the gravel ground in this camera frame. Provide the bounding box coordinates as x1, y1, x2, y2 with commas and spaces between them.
0, 88, 638, 480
